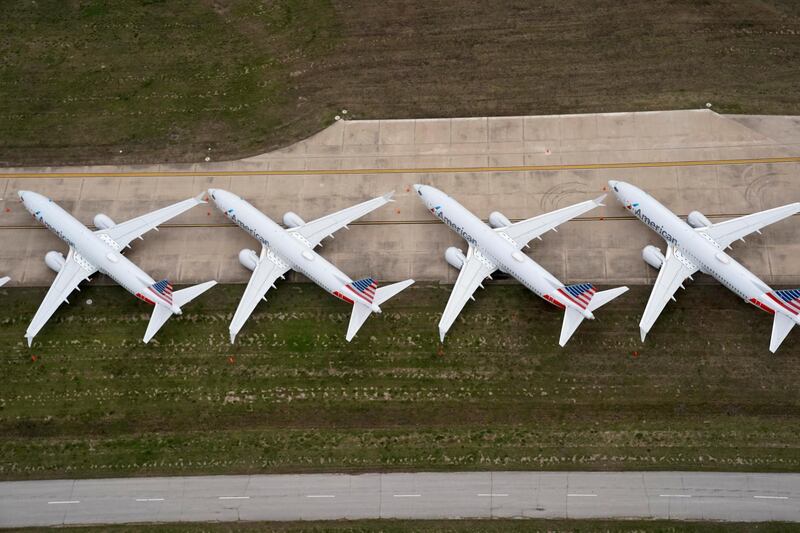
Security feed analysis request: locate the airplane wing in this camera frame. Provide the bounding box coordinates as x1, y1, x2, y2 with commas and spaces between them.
229, 246, 291, 343
25, 248, 96, 346
290, 192, 394, 248
95, 194, 205, 250
640, 244, 699, 341
0, 276, 9, 287
701, 203, 800, 249
498, 195, 604, 249
438, 246, 497, 342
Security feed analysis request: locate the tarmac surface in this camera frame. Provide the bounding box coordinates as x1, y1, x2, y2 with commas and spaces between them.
2, 471, 800, 527
1, 109, 800, 288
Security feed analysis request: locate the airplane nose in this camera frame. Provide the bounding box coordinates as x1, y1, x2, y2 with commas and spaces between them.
207, 188, 217, 200
607, 180, 618, 189
413, 184, 422, 193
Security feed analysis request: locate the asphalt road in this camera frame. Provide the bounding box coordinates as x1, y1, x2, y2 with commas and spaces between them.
2, 471, 800, 527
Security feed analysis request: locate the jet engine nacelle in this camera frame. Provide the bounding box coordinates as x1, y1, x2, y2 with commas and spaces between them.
642, 245, 666, 270
687, 210, 711, 229
93, 213, 116, 230
238, 249, 259, 271
283, 211, 305, 229
445, 247, 466, 270
45, 251, 66, 273
488, 211, 511, 229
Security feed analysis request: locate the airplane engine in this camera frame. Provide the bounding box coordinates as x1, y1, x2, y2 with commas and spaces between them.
282, 211, 305, 228
238, 249, 259, 271
687, 210, 711, 229
642, 245, 666, 270
93, 213, 115, 230
488, 211, 511, 229
445, 247, 466, 270
45, 251, 66, 273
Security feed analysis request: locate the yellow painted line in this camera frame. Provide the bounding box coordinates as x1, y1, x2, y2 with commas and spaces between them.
1, 156, 798, 179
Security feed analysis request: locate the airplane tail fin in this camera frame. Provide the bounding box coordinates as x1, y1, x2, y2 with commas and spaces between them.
558, 285, 628, 347
770, 312, 795, 353
345, 279, 414, 341
346, 277, 378, 303
143, 280, 217, 343
147, 279, 174, 306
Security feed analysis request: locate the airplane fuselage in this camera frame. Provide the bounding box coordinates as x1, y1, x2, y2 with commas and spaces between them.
416, 185, 593, 317
610, 181, 791, 319
212, 191, 379, 311
19, 191, 174, 310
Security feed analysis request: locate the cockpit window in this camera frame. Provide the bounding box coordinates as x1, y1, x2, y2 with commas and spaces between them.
613, 186, 619, 192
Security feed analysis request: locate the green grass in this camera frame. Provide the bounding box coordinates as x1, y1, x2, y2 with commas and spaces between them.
2, 1, 800, 165
2, 282, 800, 480
6, 519, 800, 533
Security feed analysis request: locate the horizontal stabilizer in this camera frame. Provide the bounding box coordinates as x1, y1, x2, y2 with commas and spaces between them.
770, 312, 795, 353
559, 307, 585, 347
587, 286, 629, 312
346, 301, 373, 342
143, 304, 174, 344
374, 279, 415, 305
173, 280, 217, 308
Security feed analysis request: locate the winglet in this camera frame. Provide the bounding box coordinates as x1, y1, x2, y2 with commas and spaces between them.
25, 334, 33, 347
639, 326, 648, 342
593, 194, 607, 207
195, 191, 208, 204
382, 190, 395, 202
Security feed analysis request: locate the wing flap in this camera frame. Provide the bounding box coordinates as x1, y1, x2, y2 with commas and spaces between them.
95, 194, 205, 250
639, 245, 698, 341
290, 192, 393, 248
702, 202, 800, 249
25, 248, 97, 346
499, 195, 604, 249
438, 246, 497, 341
229, 246, 291, 343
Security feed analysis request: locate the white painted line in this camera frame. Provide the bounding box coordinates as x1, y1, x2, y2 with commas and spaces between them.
47, 500, 80, 505
567, 493, 598, 497
135, 498, 164, 502
393, 494, 422, 498
307, 494, 335, 498
218, 496, 250, 500
659, 494, 692, 498
754, 495, 789, 500
477, 493, 509, 497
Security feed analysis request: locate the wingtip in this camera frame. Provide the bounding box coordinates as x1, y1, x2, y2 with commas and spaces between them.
25, 335, 32, 348
594, 193, 607, 207
639, 327, 648, 342
195, 191, 208, 204
438, 327, 447, 343
383, 190, 396, 202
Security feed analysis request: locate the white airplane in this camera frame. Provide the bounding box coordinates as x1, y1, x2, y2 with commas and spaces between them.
208, 189, 414, 342
414, 184, 628, 345
19, 191, 216, 346
608, 180, 800, 352
0, 276, 9, 287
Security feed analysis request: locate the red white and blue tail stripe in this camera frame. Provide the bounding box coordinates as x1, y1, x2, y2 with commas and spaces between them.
767, 289, 800, 315
345, 277, 378, 304
558, 283, 596, 310
147, 279, 174, 306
